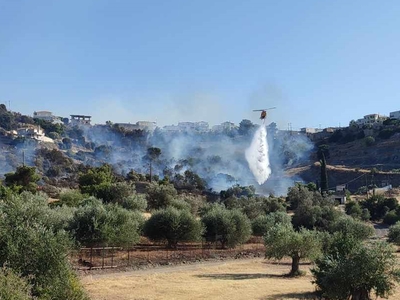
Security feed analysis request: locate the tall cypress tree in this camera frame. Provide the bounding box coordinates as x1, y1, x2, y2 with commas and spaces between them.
320, 152, 329, 195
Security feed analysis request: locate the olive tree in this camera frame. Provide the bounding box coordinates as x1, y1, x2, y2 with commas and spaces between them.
143, 207, 203, 248
313, 237, 400, 300
201, 206, 251, 249
68, 199, 142, 247
0, 192, 89, 299
146, 182, 178, 209
264, 223, 322, 276
252, 211, 291, 237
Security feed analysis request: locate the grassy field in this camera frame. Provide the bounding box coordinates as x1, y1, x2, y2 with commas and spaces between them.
82, 258, 318, 300
81, 258, 400, 300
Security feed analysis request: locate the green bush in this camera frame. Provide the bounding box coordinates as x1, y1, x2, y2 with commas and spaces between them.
0, 192, 89, 299
365, 136, 375, 146
121, 192, 148, 211
143, 207, 203, 248
146, 182, 178, 210
383, 210, 400, 226
69, 200, 142, 247
202, 206, 251, 249
313, 238, 400, 300
329, 216, 374, 240
58, 189, 86, 207
0, 267, 31, 300
388, 222, 400, 245
251, 215, 269, 237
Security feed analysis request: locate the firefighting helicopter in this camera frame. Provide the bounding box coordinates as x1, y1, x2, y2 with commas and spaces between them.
253, 107, 276, 120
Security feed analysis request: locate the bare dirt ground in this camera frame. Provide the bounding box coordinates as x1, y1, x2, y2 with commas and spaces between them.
81, 258, 400, 300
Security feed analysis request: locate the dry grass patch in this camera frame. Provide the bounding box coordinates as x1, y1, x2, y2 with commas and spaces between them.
82, 259, 317, 300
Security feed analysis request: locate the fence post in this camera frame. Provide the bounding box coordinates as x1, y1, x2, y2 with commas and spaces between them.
90, 247, 93, 265
111, 247, 114, 268
127, 249, 130, 267
102, 246, 105, 269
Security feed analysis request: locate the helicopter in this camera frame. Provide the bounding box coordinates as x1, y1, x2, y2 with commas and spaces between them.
253, 107, 276, 120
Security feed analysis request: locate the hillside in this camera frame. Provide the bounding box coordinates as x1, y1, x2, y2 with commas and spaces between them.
2, 104, 400, 195
286, 126, 400, 192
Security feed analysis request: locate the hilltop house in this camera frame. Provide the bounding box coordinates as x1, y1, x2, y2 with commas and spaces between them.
71, 115, 92, 126
33, 111, 63, 124
334, 184, 347, 205
352, 114, 388, 128
390, 110, 400, 120
16, 126, 53, 143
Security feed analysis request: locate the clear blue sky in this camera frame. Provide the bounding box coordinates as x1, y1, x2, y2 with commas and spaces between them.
1, 0, 400, 129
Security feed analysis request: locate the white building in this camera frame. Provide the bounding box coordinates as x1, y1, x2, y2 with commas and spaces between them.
212, 122, 237, 133
354, 114, 388, 127
300, 127, 322, 134
16, 126, 54, 143
178, 121, 209, 132
71, 115, 92, 126
390, 110, 400, 120
33, 111, 55, 122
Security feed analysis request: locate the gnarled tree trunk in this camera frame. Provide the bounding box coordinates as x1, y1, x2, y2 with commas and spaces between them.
351, 288, 370, 300
290, 254, 301, 276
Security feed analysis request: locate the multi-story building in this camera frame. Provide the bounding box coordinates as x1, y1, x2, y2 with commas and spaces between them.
178, 121, 209, 132
353, 114, 388, 127
390, 110, 400, 120
212, 122, 237, 133
300, 127, 322, 134
33, 111, 55, 122
70, 115, 92, 126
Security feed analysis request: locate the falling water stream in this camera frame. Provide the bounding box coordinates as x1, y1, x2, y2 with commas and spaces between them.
245, 124, 271, 185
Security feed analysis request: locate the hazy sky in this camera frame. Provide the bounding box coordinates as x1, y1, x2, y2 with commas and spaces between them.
1, 1, 400, 129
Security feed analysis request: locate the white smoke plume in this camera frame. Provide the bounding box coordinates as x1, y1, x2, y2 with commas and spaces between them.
245, 124, 271, 185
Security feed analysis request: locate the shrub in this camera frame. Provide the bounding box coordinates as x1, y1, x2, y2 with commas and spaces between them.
202, 206, 251, 248
143, 207, 203, 248
121, 192, 148, 211
365, 136, 375, 146
69, 200, 142, 247
313, 239, 400, 300
146, 182, 178, 210
0, 192, 89, 299
0, 267, 31, 300
58, 189, 86, 207
329, 216, 374, 240
383, 210, 400, 226
388, 222, 400, 245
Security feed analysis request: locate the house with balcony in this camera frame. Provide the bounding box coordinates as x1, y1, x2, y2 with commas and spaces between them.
71, 115, 92, 126
16, 126, 53, 143
353, 114, 388, 128
178, 121, 210, 132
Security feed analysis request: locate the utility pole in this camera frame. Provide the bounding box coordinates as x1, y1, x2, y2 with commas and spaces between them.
22, 150, 25, 166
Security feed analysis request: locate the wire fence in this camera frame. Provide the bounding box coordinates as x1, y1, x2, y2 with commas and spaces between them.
70, 242, 265, 271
